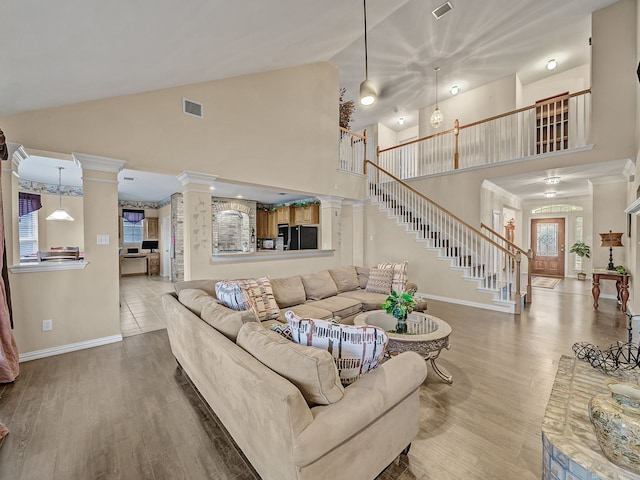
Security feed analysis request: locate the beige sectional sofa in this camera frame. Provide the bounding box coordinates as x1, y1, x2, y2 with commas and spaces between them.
162, 265, 428, 480
175, 265, 422, 325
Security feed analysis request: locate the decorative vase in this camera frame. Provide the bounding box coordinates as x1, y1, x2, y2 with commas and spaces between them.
588, 380, 640, 474
394, 315, 407, 334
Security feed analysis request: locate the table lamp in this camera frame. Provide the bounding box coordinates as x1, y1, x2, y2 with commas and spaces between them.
599, 230, 623, 270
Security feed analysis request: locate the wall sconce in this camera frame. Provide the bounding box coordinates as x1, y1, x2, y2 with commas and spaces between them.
599, 230, 623, 270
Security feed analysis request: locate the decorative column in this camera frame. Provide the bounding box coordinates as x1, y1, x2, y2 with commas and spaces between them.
350, 201, 366, 267
177, 171, 217, 281
73, 152, 126, 337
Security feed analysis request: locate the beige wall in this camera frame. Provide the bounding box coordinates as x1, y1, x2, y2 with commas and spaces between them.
419, 74, 517, 137
0, 62, 364, 202
520, 64, 590, 107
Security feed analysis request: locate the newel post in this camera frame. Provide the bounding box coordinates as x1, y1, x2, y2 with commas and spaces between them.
454, 119, 460, 170
515, 250, 522, 314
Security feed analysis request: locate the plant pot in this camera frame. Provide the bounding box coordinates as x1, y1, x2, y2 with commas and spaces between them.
577, 272, 586, 281
589, 380, 640, 474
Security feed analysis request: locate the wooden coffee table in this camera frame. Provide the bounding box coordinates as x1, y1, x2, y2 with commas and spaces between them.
354, 310, 453, 384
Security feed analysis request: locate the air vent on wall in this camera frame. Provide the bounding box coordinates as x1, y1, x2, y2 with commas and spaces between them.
432, 1, 453, 19
183, 98, 203, 118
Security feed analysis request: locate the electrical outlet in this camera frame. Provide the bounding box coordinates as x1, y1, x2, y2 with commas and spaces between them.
42, 319, 53, 332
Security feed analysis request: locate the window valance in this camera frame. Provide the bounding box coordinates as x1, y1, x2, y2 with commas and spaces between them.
122, 209, 145, 224
18, 192, 42, 217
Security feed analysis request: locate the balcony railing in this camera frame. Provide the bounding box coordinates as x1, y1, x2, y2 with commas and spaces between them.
338, 127, 367, 175
378, 89, 591, 180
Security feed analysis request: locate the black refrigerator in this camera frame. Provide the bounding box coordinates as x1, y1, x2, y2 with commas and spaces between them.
289, 226, 318, 250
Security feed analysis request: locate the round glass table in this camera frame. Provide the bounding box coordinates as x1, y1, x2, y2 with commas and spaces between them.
354, 310, 453, 384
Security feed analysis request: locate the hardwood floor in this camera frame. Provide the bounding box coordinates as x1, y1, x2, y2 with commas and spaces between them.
0, 277, 632, 479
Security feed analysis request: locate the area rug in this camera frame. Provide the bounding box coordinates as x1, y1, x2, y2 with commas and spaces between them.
532, 277, 561, 289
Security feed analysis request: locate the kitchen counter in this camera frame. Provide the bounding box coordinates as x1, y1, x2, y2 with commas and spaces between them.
212, 249, 334, 263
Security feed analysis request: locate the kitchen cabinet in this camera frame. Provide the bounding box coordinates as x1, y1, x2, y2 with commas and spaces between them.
257, 210, 278, 238
276, 206, 291, 225
292, 204, 320, 226
146, 217, 159, 239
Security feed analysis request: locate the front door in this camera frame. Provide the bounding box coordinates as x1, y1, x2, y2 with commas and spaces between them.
531, 218, 565, 277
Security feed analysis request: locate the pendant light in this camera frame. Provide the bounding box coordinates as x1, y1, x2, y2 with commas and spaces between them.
430, 67, 444, 128
359, 0, 377, 106
46, 166, 74, 221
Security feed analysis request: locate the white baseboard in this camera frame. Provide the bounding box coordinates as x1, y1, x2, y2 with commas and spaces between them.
417, 292, 514, 314
19, 334, 123, 362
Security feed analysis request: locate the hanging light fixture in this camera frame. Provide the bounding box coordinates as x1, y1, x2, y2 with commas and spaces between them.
359, 0, 377, 106
46, 166, 74, 221
430, 67, 444, 128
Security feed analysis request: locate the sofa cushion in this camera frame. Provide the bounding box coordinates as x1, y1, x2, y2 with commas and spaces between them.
338, 290, 389, 311
355, 266, 370, 290
201, 302, 257, 341
307, 296, 362, 321
328, 266, 360, 293
178, 288, 219, 316
270, 276, 307, 308
237, 322, 344, 406
285, 311, 389, 386
215, 278, 280, 321
277, 303, 333, 323
301, 270, 339, 301
378, 261, 408, 293
175, 279, 220, 298
365, 268, 394, 294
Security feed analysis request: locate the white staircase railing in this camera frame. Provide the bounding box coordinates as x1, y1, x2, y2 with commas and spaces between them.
365, 160, 522, 313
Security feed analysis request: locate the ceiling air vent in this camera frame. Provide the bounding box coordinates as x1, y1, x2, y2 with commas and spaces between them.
432, 1, 453, 20
183, 98, 203, 118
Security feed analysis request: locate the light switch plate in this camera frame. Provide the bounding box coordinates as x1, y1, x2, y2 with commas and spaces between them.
97, 234, 110, 245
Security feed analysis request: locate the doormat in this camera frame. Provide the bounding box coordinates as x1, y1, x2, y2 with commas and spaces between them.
531, 277, 561, 289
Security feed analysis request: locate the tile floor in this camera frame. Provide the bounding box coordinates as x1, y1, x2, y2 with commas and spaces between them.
119, 275, 174, 337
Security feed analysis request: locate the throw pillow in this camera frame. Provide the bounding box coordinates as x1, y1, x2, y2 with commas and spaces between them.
215, 279, 251, 311
378, 261, 408, 293
215, 278, 280, 322
237, 322, 344, 405
270, 323, 293, 340
284, 311, 388, 386
240, 277, 280, 322
365, 268, 394, 294
328, 266, 360, 293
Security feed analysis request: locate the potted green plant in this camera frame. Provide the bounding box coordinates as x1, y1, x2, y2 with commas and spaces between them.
381, 290, 417, 334
569, 241, 591, 280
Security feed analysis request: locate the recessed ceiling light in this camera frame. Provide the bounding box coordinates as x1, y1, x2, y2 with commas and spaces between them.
398, 117, 405, 126
547, 59, 557, 70
544, 176, 561, 185
450, 85, 459, 95
544, 191, 557, 198
236, 194, 243, 199
209, 185, 215, 190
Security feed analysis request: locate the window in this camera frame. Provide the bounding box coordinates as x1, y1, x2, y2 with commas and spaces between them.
531, 205, 583, 214
19, 210, 38, 258
122, 218, 144, 244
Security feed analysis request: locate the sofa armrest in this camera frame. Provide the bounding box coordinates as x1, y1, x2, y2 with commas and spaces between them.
293, 351, 427, 466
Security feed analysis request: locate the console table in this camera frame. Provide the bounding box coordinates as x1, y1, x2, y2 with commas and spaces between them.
591, 268, 630, 313
542, 355, 639, 480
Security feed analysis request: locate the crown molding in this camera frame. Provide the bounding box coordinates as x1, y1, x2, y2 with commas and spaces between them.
177, 171, 218, 187
72, 152, 126, 173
